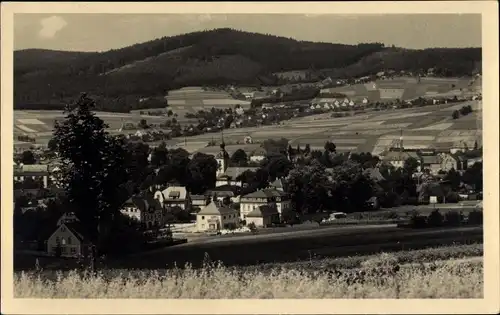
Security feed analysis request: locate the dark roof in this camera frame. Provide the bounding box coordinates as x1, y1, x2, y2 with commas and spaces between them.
218, 167, 259, 179
207, 185, 241, 193
246, 204, 279, 217
421, 155, 441, 165
242, 189, 288, 199
198, 201, 237, 215
168, 191, 181, 198
63, 222, 91, 243
191, 194, 207, 200
122, 195, 162, 212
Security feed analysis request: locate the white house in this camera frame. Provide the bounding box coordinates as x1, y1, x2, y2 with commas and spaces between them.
245, 204, 280, 228
196, 200, 239, 232
239, 189, 291, 221
47, 222, 91, 258
249, 147, 267, 163
120, 196, 164, 229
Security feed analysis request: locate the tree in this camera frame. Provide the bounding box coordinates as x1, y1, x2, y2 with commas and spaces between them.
52, 93, 130, 256
48, 139, 58, 152
404, 157, 420, 175
139, 119, 149, 129
462, 162, 483, 192
150, 142, 169, 167
452, 110, 460, 119
21, 150, 36, 165
324, 141, 336, 153
286, 162, 331, 214
329, 160, 374, 212
186, 152, 218, 194
444, 168, 461, 191
230, 149, 248, 166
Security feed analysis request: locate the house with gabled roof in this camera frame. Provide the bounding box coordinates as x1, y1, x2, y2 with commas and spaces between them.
216, 167, 259, 187
196, 200, 239, 232
245, 204, 280, 227
154, 186, 190, 210
47, 219, 92, 258
239, 188, 291, 221
14, 164, 50, 188
120, 195, 164, 229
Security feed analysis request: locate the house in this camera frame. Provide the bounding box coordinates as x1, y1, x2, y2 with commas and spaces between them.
268, 178, 285, 191
47, 221, 92, 258
216, 167, 259, 187
245, 204, 280, 227
439, 153, 468, 172
420, 154, 442, 174
57, 212, 80, 226
239, 189, 291, 221
196, 200, 240, 232
380, 149, 421, 169
120, 195, 164, 229
467, 157, 482, 167
249, 147, 267, 163
191, 194, 210, 209
206, 184, 242, 204
154, 186, 190, 210
13, 164, 50, 188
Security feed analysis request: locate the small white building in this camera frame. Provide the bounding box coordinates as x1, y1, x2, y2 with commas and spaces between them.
120, 196, 164, 230
249, 147, 267, 163
196, 201, 240, 232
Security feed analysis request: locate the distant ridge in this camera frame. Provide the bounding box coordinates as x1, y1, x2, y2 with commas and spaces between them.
14, 28, 481, 111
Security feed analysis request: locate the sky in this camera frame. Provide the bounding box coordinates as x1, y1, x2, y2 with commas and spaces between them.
14, 14, 482, 52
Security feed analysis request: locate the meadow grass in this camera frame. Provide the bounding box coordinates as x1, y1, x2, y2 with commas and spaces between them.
14, 247, 483, 299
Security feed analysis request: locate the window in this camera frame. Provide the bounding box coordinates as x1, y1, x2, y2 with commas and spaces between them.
55, 236, 60, 244
201, 224, 205, 228
202, 216, 205, 220
223, 216, 226, 219
61, 226, 66, 232
61, 238, 66, 245
67, 236, 72, 245
70, 248, 76, 254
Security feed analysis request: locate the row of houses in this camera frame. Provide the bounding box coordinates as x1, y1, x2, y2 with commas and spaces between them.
380, 146, 481, 174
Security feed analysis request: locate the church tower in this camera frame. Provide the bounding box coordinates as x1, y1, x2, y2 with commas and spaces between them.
215, 133, 229, 177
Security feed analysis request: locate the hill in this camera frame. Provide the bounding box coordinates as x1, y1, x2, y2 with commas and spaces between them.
14, 28, 481, 112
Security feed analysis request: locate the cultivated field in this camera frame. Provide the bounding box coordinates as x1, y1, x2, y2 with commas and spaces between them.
14, 245, 483, 298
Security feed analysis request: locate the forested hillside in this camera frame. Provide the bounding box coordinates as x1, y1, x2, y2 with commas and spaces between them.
14, 28, 481, 111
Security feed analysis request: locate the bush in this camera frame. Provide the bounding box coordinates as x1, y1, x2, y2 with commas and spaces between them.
409, 213, 427, 228
444, 211, 464, 226
445, 192, 460, 203
427, 209, 444, 227
467, 210, 483, 225
452, 110, 460, 119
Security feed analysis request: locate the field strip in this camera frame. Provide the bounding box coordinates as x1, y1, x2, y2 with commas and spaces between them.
16, 125, 37, 133
416, 123, 453, 131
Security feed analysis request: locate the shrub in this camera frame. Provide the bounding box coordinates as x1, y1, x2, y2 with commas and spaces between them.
467, 210, 483, 225
409, 213, 427, 228
444, 211, 464, 226
427, 209, 444, 227
452, 110, 460, 119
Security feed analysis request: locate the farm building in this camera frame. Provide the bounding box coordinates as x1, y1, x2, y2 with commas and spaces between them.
250, 147, 267, 163
216, 167, 259, 187
380, 149, 421, 169
196, 200, 239, 232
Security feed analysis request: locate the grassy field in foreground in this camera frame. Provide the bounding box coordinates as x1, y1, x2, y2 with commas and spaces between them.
15, 244, 483, 298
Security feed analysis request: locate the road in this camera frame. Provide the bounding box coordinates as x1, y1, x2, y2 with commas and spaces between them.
115, 225, 483, 270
